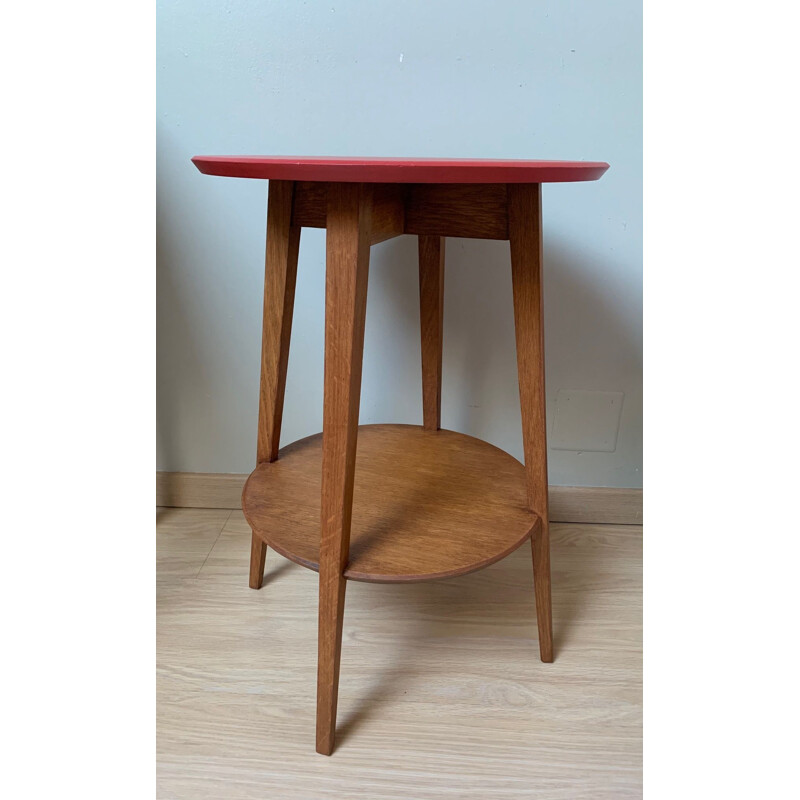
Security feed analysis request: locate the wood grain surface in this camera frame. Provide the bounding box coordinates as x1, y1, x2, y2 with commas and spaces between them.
314, 182, 374, 754
509, 183, 553, 663
243, 425, 538, 583
418, 235, 445, 431
250, 179, 300, 590
292, 182, 509, 241
292, 182, 405, 244
248, 533, 267, 590
405, 183, 509, 239
157, 507, 642, 799
256, 180, 300, 464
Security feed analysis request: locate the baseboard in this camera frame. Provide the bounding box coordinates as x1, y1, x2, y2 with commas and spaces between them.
547, 485, 642, 525
157, 471, 642, 525
156, 472, 247, 510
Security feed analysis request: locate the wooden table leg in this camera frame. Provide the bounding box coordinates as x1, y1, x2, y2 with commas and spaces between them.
316, 182, 372, 755
418, 235, 445, 431
249, 535, 268, 590
509, 183, 554, 663
250, 180, 301, 590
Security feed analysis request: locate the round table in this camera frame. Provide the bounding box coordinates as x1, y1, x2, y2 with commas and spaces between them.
191, 155, 609, 754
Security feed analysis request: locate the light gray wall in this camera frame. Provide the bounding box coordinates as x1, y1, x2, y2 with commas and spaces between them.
157, 0, 642, 488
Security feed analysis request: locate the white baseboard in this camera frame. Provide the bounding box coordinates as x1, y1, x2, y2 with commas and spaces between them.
156, 472, 642, 525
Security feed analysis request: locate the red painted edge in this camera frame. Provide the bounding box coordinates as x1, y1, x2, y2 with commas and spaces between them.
191, 155, 609, 184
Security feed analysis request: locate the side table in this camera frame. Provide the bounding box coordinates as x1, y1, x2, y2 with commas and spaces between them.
191, 155, 609, 754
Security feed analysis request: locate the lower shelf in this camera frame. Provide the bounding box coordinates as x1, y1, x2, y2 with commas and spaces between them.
243, 424, 538, 583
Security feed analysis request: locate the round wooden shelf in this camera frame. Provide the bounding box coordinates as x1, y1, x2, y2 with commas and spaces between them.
242, 424, 538, 583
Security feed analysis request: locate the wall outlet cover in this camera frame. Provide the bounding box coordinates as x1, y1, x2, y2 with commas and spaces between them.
550, 390, 624, 452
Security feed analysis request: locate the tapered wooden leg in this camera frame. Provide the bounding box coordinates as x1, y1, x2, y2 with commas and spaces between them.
249, 180, 301, 589
257, 180, 301, 463
249, 533, 268, 589
316, 183, 372, 755
508, 183, 553, 663
418, 235, 445, 431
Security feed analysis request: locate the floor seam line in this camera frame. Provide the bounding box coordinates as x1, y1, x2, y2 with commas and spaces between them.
195, 509, 233, 578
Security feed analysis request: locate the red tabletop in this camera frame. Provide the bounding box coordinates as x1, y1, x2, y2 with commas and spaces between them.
191, 156, 608, 184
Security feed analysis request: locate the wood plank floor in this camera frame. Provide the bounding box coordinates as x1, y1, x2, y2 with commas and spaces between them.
157, 508, 642, 799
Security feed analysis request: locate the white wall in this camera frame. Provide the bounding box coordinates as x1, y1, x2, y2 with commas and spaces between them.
157, 0, 642, 488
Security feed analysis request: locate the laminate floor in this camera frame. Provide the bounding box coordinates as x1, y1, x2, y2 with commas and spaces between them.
157, 507, 642, 799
